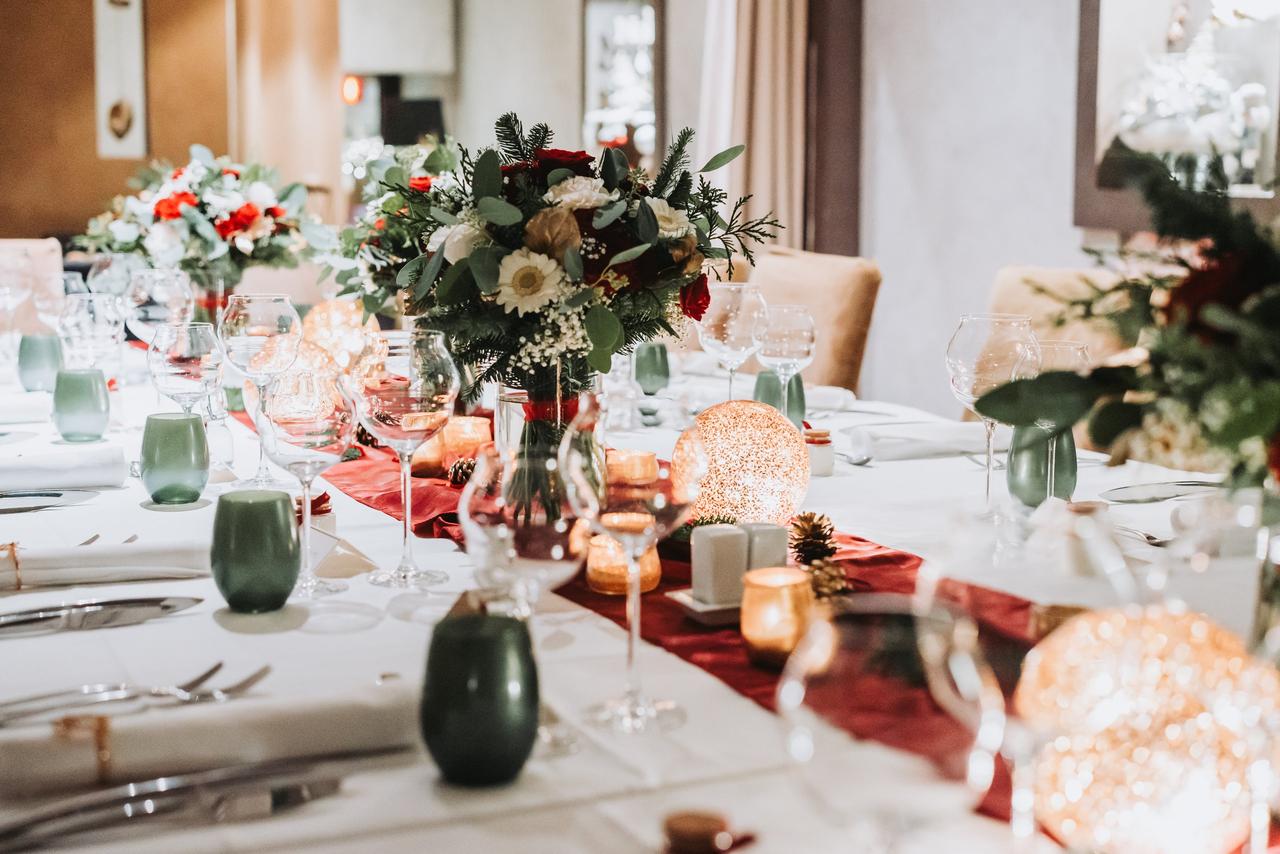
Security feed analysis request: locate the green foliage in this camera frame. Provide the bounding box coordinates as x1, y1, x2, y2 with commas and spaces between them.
652, 127, 694, 197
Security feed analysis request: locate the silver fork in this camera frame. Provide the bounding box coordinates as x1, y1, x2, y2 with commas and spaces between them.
0, 662, 224, 713
0, 665, 269, 726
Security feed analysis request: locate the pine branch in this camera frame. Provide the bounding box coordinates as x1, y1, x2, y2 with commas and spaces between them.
525, 123, 553, 154
667, 171, 693, 208
653, 128, 694, 197
494, 113, 529, 162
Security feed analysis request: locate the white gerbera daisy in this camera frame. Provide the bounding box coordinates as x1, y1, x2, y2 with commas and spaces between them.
495, 249, 566, 316
543, 176, 616, 210
645, 197, 693, 238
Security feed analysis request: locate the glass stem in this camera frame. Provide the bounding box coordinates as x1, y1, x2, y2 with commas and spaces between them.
983, 418, 996, 509
254, 378, 272, 481
727, 367, 736, 401
624, 550, 644, 707
1045, 430, 1057, 502
298, 477, 314, 586
398, 451, 415, 572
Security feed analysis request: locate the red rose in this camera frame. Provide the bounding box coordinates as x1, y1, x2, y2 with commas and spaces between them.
171, 167, 184, 180
679, 274, 710, 321
222, 167, 240, 178
1268, 434, 1280, 484
153, 191, 198, 221
265, 205, 286, 219
409, 175, 433, 192
1165, 253, 1267, 341
373, 217, 386, 231
214, 202, 261, 239
534, 148, 595, 178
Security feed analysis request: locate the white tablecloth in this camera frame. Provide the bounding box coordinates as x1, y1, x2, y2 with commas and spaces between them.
0, 364, 1208, 853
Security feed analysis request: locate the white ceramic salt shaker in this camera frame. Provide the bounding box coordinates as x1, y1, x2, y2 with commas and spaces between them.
690, 524, 749, 605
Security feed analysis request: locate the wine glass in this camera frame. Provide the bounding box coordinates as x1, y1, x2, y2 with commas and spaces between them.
86, 253, 146, 300
1012, 340, 1088, 505
58, 293, 127, 382
559, 390, 709, 733
777, 592, 1007, 848
349, 328, 460, 588
945, 314, 1038, 509
260, 370, 356, 598
757, 305, 817, 428
204, 386, 236, 479
130, 268, 195, 325
0, 268, 31, 364
217, 294, 302, 489
695, 282, 767, 400
147, 322, 222, 413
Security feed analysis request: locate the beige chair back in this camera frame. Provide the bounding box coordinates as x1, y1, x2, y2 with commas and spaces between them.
0, 238, 63, 334
988, 265, 1127, 365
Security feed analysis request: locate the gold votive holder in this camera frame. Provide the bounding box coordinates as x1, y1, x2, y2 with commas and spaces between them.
442, 416, 492, 467
740, 566, 815, 668
410, 432, 446, 478
586, 534, 661, 596
606, 449, 659, 486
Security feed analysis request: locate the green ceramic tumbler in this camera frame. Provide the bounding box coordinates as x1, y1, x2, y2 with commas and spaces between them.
633, 341, 671, 395
18, 334, 63, 392
753, 369, 806, 426
420, 614, 539, 787
211, 490, 300, 613
140, 413, 209, 505
1006, 425, 1078, 507
52, 368, 109, 442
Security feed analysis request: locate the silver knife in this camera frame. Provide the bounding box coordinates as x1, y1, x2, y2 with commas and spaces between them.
0, 597, 202, 638
0, 746, 414, 851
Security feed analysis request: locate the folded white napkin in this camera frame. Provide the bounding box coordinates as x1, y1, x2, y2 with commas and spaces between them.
0, 680, 419, 795
805, 385, 857, 412
0, 539, 210, 592
0, 445, 127, 491
848, 421, 1011, 461
0, 393, 51, 425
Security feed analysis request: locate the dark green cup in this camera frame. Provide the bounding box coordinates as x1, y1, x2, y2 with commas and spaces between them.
53, 369, 110, 442
633, 341, 670, 395
1007, 425, 1077, 507
753, 369, 806, 426
18, 335, 63, 392
211, 490, 300, 613
420, 615, 539, 787
140, 413, 209, 505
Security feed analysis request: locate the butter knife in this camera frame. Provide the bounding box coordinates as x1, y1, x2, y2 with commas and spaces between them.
0, 596, 202, 638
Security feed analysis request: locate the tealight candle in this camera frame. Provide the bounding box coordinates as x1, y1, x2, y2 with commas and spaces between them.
586, 533, 661, 595
411, 432, 446, 478
442, 416, 492, 466
740, 566, 814, 667
606, 449, 659, 485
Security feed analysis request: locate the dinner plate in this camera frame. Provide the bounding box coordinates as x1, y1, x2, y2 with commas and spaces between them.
1100, 480, 1221, 504
0, 490, 96, 513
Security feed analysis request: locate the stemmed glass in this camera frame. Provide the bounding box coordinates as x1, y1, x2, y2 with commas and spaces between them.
58, 293, 127, 382
695, 282, 767, 400
130, 269, 195, 324
217, 294, 302, 489
147, 323, 222, 413
0, 270, 30, 364
1012, 341, 1088, 504
559, 391, 709, 733
260, 370, 356, 598
945, 314, 1038, 508
349, 328, 460, 588
31, 273, 83, 333
757, 305, 817, 427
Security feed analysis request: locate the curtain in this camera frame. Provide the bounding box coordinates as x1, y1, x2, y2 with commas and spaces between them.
697, 0, 807, 249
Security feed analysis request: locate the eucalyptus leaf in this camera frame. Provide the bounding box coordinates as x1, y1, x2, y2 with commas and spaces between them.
698, 144, 745, 173
473, 149, 502, 200
601, 147, 623, 190
587, 345, 615, 374
362, 293, 385, 316
592, 200, 627, 229
974, 371, 1109, 429
565, 288, 595, 309
396, 253, 429, 288
470, 246, 504, 294
635, 199, 659, 243
436, 257, 473, 305
584, 304, 623, 352
278, 183, 307, 211
1088, 399, 1145, 447
546, 167, 575, 187
383, 166, 408, 189
429, 206, 459, 225
380, 194, 406, 214
563, 246, 584, 281
424, 145, 456, 174
413, 249, 447, 299
607, 243, 651, 268
189, 144, 215, 166
299, 220, 338, 251
476, 196, 523, 226
367, 157, 395, 184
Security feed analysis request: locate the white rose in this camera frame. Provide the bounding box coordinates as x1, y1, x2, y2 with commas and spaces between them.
143, 222, 185, 267
542, 176, 616, 210
645, 197, 693, 238
442, 222, 489, 264
107, 220, 140, 245
244, 181, 278, 210
123, 196, 154, 225
203, 190, 243, 218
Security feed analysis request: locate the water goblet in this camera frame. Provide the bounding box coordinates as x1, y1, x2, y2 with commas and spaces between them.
757, 305, 817, 429
349, 328, 460, 588
130, 268, 195, 324
260, 370, 356, 598
148, 322, 222, 414
217, 294, 302, 489
58, 293, 126, 384
695, 282, 767, 400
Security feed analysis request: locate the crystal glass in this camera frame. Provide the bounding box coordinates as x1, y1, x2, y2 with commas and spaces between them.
31, 273, 83, 332
130, 268, 195, 326
757, 305, 816, 429
0, 269, 31, 365
147, 322, 222, 413
204, 388, 237, 478
778, 592, 1007, 849
217, 294, 302, 489
1011, 340, 1089, 505
58, 293, 126, 383
559, 391, 709, 733
945, 314, 1038, 508
85, 253, 146, 300
695, 282, 767, 400
260, 370, 356, 598
349, 328, 460, 588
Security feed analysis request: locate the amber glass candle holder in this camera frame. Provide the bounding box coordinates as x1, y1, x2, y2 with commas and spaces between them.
740, 566, 815, 668
586, 533, 660, 595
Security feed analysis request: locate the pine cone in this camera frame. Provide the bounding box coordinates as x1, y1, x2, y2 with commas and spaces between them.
790, 512, 836, 565
448, 457, 477, 486
355, 423, 383, 449
806, 559, 851, 599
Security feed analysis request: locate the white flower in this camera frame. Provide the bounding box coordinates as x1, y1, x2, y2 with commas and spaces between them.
645, 197, 693, 238
107, 220, 140, 245
123, 196, 154, 225
542, 176, 615, 210
442, 222, 489, 264
244, 181, 278, 211
495, 249, 566, 316
143, 222, 186, 267
203, 189, 244, 218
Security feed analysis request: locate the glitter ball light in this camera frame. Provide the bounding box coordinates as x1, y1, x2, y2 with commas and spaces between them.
674, 400, 809, 525
302, 299, 381, 375
1014, 604, 1280, 854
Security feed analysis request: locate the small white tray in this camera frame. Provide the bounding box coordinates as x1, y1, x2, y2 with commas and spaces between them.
664, 588, 740, 627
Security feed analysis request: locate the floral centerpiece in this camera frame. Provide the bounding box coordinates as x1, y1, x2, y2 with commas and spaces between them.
977, 142, 1280, 488
377, 113, 779, 453
78, 144, 332, 316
